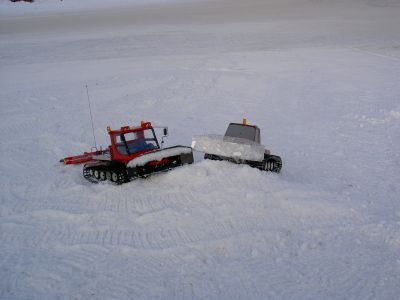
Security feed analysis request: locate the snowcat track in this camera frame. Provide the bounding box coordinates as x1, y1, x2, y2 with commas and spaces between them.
262, 154, 282, 173
82, 150, 194, 184
83, 162, 127, 185
204, 153, 282, 173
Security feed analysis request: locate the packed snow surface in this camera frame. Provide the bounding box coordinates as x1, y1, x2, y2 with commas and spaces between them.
0, 0, 192, 16
192, 134, 265, 161
1, 0, 400, 299
127, 146, 192, 167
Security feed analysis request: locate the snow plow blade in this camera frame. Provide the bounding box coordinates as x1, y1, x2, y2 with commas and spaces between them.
191, 134, 265, 162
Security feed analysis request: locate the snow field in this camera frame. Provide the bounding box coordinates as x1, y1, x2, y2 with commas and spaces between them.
0, 0, 195, 16
1, 0, 400, 299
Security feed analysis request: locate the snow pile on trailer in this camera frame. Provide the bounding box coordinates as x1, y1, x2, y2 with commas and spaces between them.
192, 134, 265, 161
127, 146, 192, 167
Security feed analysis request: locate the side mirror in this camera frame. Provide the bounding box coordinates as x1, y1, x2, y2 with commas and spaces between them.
161, 127, 168, 148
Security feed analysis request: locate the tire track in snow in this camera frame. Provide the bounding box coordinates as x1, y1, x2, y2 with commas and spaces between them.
1, 216, 268, 250
98, 283, 140, 300
96, 188, 175, 215
1, 202, 350, 254
350, 46, 400, 62
0, 159, 357, 299
89, 253, 181, 300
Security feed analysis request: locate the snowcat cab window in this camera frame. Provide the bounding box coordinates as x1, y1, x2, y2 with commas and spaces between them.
115, 129, 159, 155
224, 124, 258, 142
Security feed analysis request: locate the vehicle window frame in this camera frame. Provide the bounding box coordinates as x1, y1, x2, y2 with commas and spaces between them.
224, 124, 257, 142
114, 128, 160, 156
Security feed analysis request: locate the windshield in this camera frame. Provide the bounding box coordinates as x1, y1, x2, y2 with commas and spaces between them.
224, 124, 257, 142
115, 129, 159, 155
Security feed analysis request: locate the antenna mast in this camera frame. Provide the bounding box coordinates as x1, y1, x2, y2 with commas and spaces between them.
85, 85, 97, 150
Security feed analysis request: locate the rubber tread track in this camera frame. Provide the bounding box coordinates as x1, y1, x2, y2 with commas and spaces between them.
83, 167, 127, 185
204, 153, 282, 173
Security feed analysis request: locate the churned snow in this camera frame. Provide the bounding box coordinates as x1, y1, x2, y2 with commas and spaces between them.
1, 0, 400, 299
127, 146, 192, 167
192, 134, 265, 161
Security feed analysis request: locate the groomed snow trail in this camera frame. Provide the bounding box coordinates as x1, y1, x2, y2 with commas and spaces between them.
1, 0, 400, 299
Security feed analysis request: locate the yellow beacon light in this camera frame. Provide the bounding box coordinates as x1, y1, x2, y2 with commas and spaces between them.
242, 118, 247, 125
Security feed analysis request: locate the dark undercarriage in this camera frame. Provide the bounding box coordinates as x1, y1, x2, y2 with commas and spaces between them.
204, 153, 282, 173
83, 150, 193, 184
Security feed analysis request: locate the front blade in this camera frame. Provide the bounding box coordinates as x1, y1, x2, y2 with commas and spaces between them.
192, 134, 265, 162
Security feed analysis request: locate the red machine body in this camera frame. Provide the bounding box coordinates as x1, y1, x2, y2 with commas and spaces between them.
61, 121, 194, 184
61, 121, 159, 165
107, 121, 159, 164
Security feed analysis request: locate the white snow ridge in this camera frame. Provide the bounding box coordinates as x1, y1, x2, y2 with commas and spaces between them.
127, 146, 192, 167
1, 0, 400, 299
